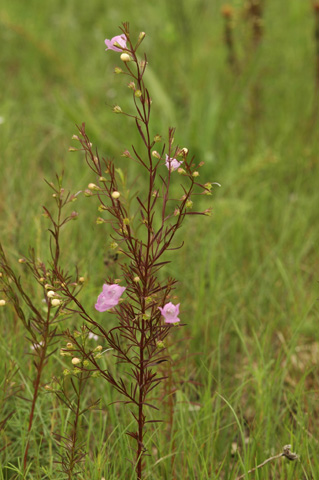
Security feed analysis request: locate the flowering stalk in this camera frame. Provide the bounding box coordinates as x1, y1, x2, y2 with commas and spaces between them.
66, 22, 218, 479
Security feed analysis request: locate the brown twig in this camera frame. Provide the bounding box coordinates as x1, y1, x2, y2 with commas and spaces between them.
235, 444, 299, 480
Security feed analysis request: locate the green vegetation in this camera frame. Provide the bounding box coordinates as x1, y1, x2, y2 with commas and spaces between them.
0, 0, 318, 478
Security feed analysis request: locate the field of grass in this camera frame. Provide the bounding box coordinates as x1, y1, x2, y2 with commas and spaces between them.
1, 0, 319, 478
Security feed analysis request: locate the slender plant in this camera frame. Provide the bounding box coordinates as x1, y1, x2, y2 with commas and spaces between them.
62, 22, 217, 479
0, 175, 81, 473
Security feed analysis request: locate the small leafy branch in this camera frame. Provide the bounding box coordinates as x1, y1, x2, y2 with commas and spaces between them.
53, 327, 100, 479
0, 175, 81, 471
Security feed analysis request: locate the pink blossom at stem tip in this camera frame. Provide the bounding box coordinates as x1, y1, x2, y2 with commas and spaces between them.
95, 283, 126, 312
165, 154, 183, 172
158, 302, 181, 323
105, 34, 127, 52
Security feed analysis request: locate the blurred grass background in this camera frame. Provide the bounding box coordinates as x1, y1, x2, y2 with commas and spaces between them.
1, 0, 319, 478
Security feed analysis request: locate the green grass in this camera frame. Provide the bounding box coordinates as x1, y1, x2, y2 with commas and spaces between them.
1, 0, 319, 478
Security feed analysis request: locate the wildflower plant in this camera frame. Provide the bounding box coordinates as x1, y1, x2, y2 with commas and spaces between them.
64, 22, 217, 478
0, 22, 219, 479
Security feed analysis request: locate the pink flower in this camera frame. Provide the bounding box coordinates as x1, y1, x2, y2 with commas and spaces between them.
158, 302, 180, 324
105, 34, 127, 52
165, 154, 183, 172
95, 284, 126, 312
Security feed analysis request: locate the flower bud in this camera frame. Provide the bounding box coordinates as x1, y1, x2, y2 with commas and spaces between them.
128, 81, 135, 90
0, 299, 6, 306
94, 345, 103, 352
152, 150, 161, 159
133, 276, 140, 283
96, 217, 106, 224
51, 298, 62, 307
88, 183, 100, 191
72, 357, 81, 365
67, 343, 73, 349
177, 168, 186, 174
186, 200, 193, 209
63, 369, 70, 376
156, 340, 165, 349
72, 135, 80, 141
120, 53, 131, 62
114, 67, 123, 74
122, 149, 132, 158
98, 204, 107, 212
110, 242, 118, 250
154, 134, 162, 143
192, 171, 199, 177
84, 189, 93, 197
113, 105, 123, 114
111, 191, 121, 199
99, 176, 107, 182
137, 31, 146, 44
47, 290, 56, 298
135, 89, 142, 97
18, 258, 26, 264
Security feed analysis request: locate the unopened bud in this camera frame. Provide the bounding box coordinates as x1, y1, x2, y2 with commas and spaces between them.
137, 31, 146, 44
84, 189, 93, 197
51, 298, 62, 307
122, 149, 131, 158
96, 217, 106, 224
135, 89, 142, 97
154, 134, 162, 143
133, 276, 140, 283
72, 357, 81, 365
177, 168, 186, 174
18, 258, 26, 264
47, 290, 56, 298
70, 211, 78, 220
113, 105, 123, 114
67, 343, 73, 349
120, 53, 131, 62
128, 81, 135, 90
174, 208, 180, 216
110, 242, 118, 250
94, 345, 103, 352
68, 147, 78, 152
204, 208, 212, 216
98, 204, 107, 212
114, 67, 123, 74
0, 299, 6, 306
79, 276, 85, 283
192, 171, 199, 177
186, 200, 193, 209
152, 150, 161, 159
156, 340, 165, 349
111, 191, 121, 199
88, 183, 99, 191
99, 176, 107, 182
